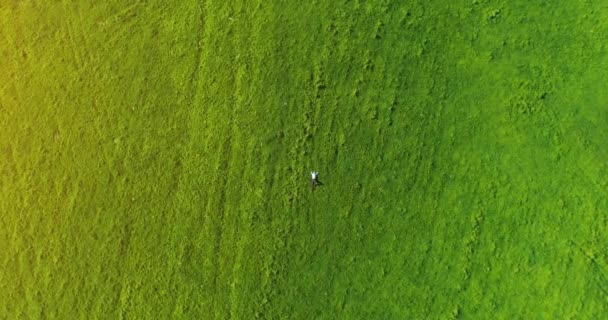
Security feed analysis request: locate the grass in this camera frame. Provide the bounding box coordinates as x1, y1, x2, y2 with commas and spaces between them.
2, 0, 608, 318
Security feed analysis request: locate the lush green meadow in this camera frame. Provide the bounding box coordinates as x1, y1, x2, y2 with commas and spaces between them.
2, 0, 608, 318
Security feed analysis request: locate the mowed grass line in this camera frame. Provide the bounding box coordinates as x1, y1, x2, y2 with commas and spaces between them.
169, 1, 300, 318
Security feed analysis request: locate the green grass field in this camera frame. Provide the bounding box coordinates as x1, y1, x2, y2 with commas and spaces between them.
3, 0, 608, 318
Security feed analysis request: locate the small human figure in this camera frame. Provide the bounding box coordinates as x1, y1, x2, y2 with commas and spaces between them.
311, 171, 319, 191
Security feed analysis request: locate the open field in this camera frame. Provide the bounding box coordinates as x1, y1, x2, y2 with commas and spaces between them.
2, 0, 608, 318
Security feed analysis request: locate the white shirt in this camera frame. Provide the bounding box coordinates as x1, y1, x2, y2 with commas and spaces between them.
311, 172, 318, 179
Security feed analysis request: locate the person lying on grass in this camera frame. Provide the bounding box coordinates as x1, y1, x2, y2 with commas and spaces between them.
311, 171, 319, 191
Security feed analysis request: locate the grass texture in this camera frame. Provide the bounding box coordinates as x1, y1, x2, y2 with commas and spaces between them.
2, 0, 608, 318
